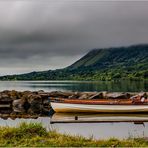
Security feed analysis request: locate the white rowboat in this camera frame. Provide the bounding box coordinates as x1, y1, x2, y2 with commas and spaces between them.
51, 102, 148, 113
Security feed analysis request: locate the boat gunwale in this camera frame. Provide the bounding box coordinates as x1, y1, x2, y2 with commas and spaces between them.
51, 101, 148, 105
50, 98, 148, 105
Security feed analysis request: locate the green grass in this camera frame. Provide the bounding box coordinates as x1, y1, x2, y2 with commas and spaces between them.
0, 122, 148, 147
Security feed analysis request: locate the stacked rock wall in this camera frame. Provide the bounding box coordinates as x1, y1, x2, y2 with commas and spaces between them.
0, 90, 147, 119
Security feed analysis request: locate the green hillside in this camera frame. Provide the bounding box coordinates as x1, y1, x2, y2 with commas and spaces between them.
69, 45, 148, 70
0, 44, 148, 81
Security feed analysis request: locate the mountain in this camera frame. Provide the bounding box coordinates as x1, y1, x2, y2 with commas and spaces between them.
69, 45, 148, 70
0, 44, 148, 81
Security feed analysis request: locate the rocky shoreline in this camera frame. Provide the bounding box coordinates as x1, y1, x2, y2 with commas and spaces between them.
0, 90, 53, 119
0, 90, 147, 119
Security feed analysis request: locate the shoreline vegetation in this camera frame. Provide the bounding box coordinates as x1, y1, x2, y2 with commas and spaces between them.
0, 70, 147, 81
0, 77, 148, 81
0, 122, 148, 147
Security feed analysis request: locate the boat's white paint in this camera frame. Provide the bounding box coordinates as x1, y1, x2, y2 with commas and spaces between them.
51, 102, 148, 113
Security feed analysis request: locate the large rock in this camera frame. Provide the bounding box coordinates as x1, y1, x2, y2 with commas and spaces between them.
12, 99, 28, 112
39, 93, 50, 99
43, 99, 50, 106
27, 94, 43, 111
9, 90, 23, 100
48, 91, 74, 98
105, 92, 131, 99
68, 92, 81, 99
0, 94, 12, 103
130, 92, 147, 100
89, 92, 104, 100
79, 94, 89, 99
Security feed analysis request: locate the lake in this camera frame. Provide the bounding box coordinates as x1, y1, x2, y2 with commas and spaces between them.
0, 80, 148, 139
0, 80, 147, 92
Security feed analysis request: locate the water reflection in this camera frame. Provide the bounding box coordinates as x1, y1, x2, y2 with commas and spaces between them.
0, 80, 147, 92
0, 112, 148, 139
51, 113, 148, 123
50, 113, 148, 139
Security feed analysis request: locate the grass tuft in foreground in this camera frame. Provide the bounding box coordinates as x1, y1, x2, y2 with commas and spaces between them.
0, 122, 148, 147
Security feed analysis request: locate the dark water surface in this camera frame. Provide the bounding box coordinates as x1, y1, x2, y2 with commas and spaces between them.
0, 80, 148, 139
0, 80, 147, 92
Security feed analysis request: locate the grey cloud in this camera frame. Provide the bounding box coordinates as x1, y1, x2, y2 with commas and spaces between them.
0, 1, 148, 75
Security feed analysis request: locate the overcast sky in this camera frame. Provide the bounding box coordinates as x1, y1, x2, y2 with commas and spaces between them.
0, 0, 148, 76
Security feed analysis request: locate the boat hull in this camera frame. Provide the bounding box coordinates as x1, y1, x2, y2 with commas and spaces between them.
51, 102, 148, 113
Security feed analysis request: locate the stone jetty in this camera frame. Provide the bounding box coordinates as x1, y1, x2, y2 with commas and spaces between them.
0, 90, 147, 119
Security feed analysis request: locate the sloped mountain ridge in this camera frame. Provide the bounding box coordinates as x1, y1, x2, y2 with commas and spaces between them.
0, 44, 147, 80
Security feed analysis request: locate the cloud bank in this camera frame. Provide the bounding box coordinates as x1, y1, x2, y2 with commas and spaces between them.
0, 1, 148, 75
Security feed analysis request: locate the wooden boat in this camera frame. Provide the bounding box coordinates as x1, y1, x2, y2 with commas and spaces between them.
50, 97, 148, 113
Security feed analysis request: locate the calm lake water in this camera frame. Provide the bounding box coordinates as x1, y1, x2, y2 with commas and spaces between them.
0, 80, 147, 92
0, 80, 148, 139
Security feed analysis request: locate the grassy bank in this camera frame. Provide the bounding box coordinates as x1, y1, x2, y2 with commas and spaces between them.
0, 122, 148, 147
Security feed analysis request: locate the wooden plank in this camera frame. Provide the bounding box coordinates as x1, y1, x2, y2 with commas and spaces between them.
50, 120, 148, 124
